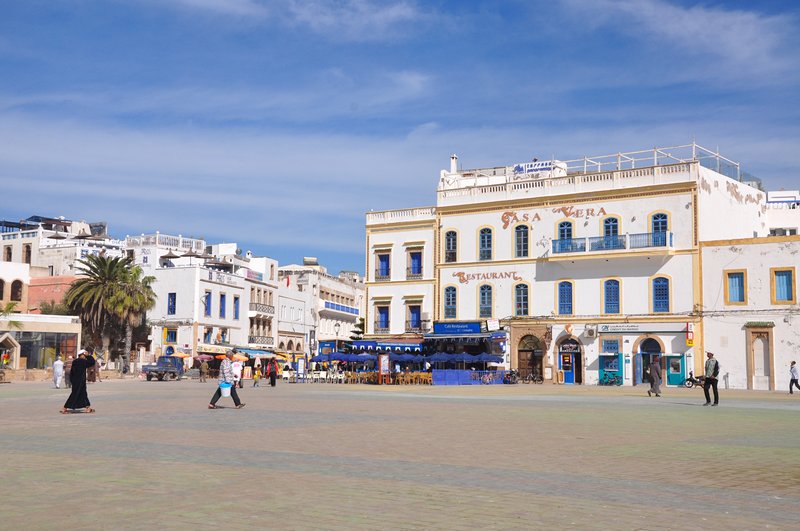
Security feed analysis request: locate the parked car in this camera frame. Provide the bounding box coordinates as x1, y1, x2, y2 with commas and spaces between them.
141, 356, 185, 381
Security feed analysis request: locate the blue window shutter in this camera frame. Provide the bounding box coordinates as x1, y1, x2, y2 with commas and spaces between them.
653, 278, 669, 312
411, 252, 421, 274
727, 273, 744, 302
604, 280, 620, 314
775, 270, 793, 301
558, 282, 573, 315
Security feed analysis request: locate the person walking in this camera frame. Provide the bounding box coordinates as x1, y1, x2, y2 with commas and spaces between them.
53, 354, 64, 389
648, 356, 662, 397
61, 348, 96, 413
253, 366, 261, 387
208, 350, 245, 409
232, 357, 243, 389
703, 352, 720, 406
267, 357, 279, 387
199, 360, 209, 383
790, 361, 800, 395
64, 355, 73, 388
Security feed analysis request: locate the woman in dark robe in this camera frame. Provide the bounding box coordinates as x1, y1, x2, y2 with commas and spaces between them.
61, 348, 96, 413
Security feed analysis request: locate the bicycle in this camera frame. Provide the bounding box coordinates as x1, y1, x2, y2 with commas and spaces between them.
524, 371, 544, 384
481, 373, 495, 384
599, 373, 623, 386
503, 370, 520, 384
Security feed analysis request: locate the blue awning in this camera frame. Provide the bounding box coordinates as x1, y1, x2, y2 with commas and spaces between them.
236, 348, 276, 358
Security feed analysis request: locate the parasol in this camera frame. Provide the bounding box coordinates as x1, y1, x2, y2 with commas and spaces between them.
196, 354, 214, 361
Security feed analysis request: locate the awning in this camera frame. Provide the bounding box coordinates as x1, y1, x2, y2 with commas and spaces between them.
236, 347, 278, 358
424, 333, 493, 340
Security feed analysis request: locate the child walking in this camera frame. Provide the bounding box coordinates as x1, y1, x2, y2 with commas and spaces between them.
253, 366, 261, 387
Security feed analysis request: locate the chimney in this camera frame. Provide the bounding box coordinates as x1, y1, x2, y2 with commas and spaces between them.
450, 154, 458, 174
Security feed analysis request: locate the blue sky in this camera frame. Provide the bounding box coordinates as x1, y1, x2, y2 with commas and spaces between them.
2, 0, 799, 274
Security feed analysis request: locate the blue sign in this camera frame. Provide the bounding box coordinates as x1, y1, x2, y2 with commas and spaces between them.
318, 341, 336, 354
433, 322, 482, 335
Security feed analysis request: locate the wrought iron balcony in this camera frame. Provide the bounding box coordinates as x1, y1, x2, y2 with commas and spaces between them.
406, 267, 423, 280
249, 302, 275, 315
405, 320, 423, 333
552, 232, 673, 255
374, 321, 390, 334
374, 269, 390, 281
248, 335, 274, 345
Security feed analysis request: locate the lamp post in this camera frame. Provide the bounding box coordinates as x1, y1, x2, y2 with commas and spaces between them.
334, 322, 341, 352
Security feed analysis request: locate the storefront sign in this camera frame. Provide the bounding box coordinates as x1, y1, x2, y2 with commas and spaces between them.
559, 342, 581, 353
501, 211, 542, 229
552, 205, 607, 219
245, 269, 263, 282
433, 322, 482, 335
598, 323, 688, 334
452, 271, 522, 284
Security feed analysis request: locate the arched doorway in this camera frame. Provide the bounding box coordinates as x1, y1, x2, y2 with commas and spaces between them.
558, 338, 582, 384
517, 335, 543, 380
635, 338, 662, 386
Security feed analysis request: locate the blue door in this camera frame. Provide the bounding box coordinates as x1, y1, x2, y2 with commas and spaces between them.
560, 353, 575, 384
634, 353, 643, 385
666, 355, 685, 386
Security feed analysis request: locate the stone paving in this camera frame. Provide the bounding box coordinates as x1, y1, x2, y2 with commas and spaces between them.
1, 379, 799, 530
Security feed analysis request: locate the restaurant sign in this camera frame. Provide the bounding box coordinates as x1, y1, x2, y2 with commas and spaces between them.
453, 271, 522, 284
501, 205, 609, 229
433, 322, 483, 335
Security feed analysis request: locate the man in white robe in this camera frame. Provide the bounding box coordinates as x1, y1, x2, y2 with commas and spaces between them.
53, 355, 64, 389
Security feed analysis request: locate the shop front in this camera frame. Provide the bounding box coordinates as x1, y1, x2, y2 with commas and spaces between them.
558, 338, 582, 384
598, 322, 692, 387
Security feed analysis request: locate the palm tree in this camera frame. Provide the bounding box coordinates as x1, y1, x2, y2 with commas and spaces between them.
64, 255, 130, 355
107, 264, 156, 373
1, 302, 22, 330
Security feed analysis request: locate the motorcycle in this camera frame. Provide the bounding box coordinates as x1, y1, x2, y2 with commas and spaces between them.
682, 371, 705, 389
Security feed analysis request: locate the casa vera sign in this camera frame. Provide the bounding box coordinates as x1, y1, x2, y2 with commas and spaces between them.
501, 205, 609, 229
453, 271, 523, 284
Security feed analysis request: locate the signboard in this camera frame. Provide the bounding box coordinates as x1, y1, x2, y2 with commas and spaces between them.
318, 340, 336, 355
486, 319, 500, 332
378, 354, 390, 375
598, 323, 689, 334
559, 342, 581, 353
245, 269, 263, 282
452, 271, 522, 284
433, 322, 482, 335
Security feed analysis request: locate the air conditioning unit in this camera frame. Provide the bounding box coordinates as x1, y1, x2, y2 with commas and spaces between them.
585, 326, 597, 338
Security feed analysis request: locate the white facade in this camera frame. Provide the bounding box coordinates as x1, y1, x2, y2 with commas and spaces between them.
278, 260, 365, 356
125, 233, 278, 360
366, 143, 789, 387
701, 236, 800, 391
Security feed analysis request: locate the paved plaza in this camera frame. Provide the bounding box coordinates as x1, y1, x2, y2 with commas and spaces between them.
2, 379, 799, 530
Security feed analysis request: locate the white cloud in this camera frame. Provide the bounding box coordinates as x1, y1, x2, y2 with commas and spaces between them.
142, 0, 427, 41
562, 0, 796, 77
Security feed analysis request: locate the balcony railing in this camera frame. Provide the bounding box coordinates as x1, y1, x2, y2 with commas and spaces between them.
552, 232, 673, 255
406, 267, 423, 280
249, 302, 275, 315
629, 231, 671, 249
374, 321, 390, 334
374, 269, 390, 281
323, 301, 359, 316
552, 238, 586, 254
248, 335, 274, 345
405, 320, 422, 333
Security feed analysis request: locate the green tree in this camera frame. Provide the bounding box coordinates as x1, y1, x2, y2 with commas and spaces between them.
1, 302, 22, 330
107, 264, 156, 373
64, 255, 132, 357
38, 299, 74, 315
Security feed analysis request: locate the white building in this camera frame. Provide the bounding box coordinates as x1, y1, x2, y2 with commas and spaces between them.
366, 143, 789, 387
278, 258, 364, 358
125, 233, 278, 362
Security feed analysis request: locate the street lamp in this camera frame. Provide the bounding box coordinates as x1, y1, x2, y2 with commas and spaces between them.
334, 322, 341, 352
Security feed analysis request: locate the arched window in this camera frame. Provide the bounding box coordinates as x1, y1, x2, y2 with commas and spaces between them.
0, 279, 4, 299
23, 244, 31, 265
515, 225, 529, 258
3, 247, 10, 262
444, 231, 457, 263
479, 228, 492, 261
10, 280, 23, 302
479, 285, 492, 318
287, 340, 294, 351
444, 286, 457, 319
515, 284, 528, 316
604, 279, 620, 314
652, 277, 670, 313
558, 281, 573, 315
603, 218, 619, 237
558, 221, 573, 240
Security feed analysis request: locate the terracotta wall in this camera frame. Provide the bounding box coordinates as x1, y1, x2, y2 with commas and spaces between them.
27, 276, 77, 313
